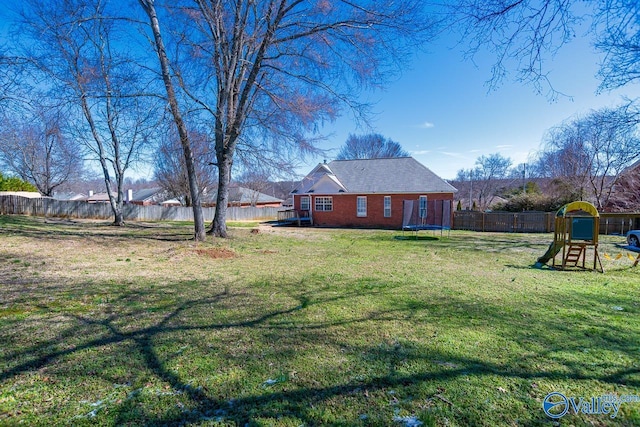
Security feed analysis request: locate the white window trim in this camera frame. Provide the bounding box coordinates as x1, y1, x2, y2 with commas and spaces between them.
419, 195, 427, 219
300, 196, 310, 211
384, 196, 392, 218
315, 196, 333, 212
357, 196, 367, 217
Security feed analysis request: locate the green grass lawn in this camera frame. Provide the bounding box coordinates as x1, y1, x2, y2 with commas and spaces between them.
0, 215, 638, 426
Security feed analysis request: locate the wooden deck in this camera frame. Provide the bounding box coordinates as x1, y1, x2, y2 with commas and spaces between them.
277, 209, 312, 226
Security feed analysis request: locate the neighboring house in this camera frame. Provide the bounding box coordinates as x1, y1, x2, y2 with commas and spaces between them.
291, 157, 457, 228
282, 197, 294, 208
0, 191, 42, 199
76, 188, 167, 205
202, 185, 284, 207
127, 188, 167, 206
160, 198, 182, 207
85, 192, 111, 203
52, 192, 86, 201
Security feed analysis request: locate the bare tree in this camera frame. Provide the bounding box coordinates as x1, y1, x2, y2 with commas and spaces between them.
473, 153, 512, 210
142, 0, 435, 237
444, 1, 640, 95
536, 105, 640, 209
138, 0, 207, 241
18, 0, 158, 225
454, 167, 479, 210
583, 106, 640, 209
605, 162, 640, 212
594, 1, 640, 90
454, 153, 512, 210
535, 118, 592, 201
154, 127, 217, 207
0, 53, 19, 115
236, 168, 274, 207
1, 43, 39, 118
0, 106, 84, 196
335, 134, 409, 160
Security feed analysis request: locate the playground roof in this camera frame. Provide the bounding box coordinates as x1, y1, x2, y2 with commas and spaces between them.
556, 201, 599, 217
293, 157, 457, 195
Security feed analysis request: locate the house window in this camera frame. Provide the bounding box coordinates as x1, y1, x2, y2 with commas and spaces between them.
357, 196, 367, 217
419, 195, 427, 218
384, 196, 391, 217
315, 196, 333, 211
300, 196, 310, 211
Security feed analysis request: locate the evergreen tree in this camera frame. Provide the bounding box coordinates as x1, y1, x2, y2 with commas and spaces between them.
0, 172, 38, 192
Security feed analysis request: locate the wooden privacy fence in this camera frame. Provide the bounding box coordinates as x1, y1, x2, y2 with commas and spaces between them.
454, 211, 554, 233
599, 213, 640, 235
0, 195, 280, 222
453, 210, 640, 235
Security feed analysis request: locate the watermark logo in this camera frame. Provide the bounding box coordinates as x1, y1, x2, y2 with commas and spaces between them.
543, 392, 569, 418
543, 392, 640, 419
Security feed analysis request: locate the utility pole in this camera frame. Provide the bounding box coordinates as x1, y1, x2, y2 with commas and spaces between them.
469, 169, 473, 210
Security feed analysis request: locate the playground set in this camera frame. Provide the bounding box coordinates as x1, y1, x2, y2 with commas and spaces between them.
535, 201, 604, 272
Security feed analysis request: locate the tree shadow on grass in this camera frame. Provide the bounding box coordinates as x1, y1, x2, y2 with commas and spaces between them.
394, 235, 440, 242
0, 215, 196, 243
1, 275, 639, 425
117, 287, 639, 425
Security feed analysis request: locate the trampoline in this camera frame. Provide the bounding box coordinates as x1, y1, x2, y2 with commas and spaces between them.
402, 199, 452, 237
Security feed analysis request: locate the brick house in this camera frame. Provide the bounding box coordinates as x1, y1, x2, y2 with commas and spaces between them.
291, 157, 457, 228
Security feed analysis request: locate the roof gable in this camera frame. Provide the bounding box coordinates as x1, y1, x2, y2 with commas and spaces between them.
307, 174, 347, 194
293, 163, 341, 194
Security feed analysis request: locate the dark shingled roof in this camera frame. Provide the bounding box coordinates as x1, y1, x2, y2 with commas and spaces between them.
324, 157, 457, 194
132, 187, 164, 202
202, 186, 283, 204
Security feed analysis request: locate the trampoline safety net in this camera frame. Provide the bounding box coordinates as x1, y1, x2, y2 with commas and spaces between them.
402, 199, 452, 231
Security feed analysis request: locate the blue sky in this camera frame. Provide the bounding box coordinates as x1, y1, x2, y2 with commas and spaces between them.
3, 3, 639, 183
308, 30, 640, 181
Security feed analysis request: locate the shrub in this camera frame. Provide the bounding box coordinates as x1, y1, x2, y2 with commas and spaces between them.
0, 172, 38, 192
492, 193, 575, 212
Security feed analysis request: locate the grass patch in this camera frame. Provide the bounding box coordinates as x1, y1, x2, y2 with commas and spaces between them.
0, 215, 639, 426
226, 221, 262, 228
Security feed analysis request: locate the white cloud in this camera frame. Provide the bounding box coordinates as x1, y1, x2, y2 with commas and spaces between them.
439, 151, 467, 159
418, 121, 435, 129
411, 150, 431, 155
495, 144, 513, 149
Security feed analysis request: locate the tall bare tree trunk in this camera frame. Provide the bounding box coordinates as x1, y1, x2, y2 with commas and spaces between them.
210, 153, 232, 238
139, 0, 206, 241
79, 94, 125, 226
